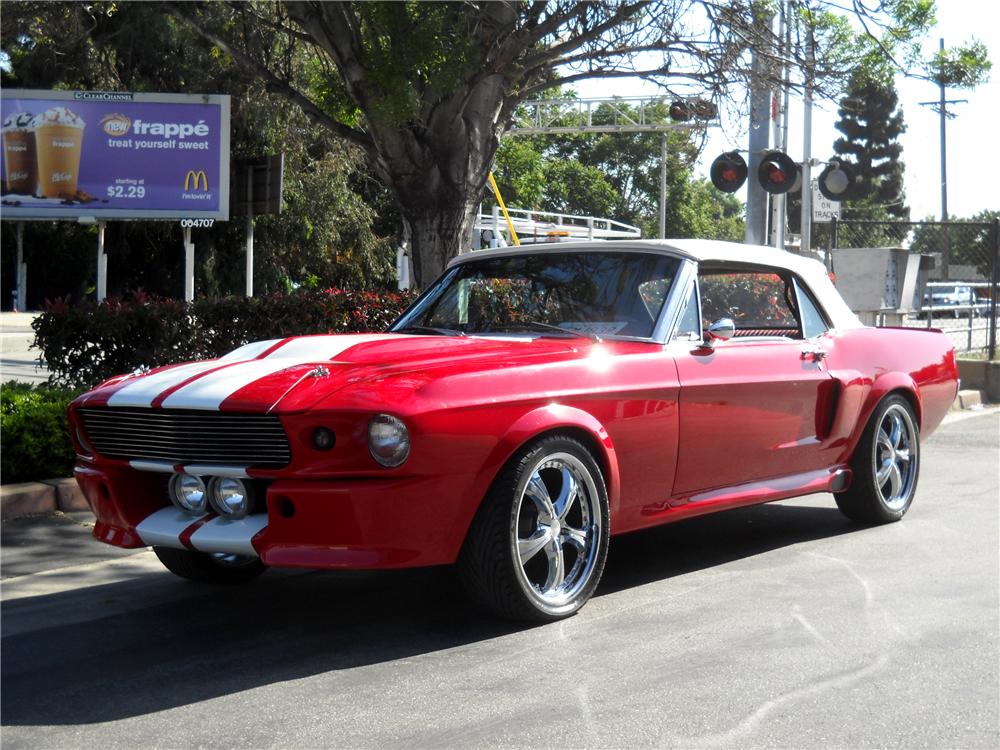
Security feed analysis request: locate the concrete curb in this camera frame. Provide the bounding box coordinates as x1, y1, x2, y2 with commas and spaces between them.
954, 390, 983, 410
957, 359, 1000, 404
1, 478, 89, 520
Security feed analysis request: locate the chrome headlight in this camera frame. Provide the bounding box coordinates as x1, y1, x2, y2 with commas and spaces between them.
75, 425, 94, 456
169, 473, 208, 515
208, 477, 253, 519
368, 414, 410, 467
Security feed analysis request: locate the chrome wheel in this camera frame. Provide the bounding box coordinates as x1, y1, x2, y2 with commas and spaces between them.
873, 403, 918, 511
511, 452, 603, 610
836, 394, 920, 525
459, 435, 609, 621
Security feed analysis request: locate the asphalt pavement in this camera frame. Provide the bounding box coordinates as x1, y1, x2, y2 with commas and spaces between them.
0, 313, 48, 384
1, 410, 998, 748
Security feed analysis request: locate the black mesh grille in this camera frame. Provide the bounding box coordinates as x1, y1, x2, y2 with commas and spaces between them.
78, 408, 291, 468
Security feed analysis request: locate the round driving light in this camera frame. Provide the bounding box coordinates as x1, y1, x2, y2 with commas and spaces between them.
312, 427, 336, 451
368, 414, 410, 468
208, 477, 252, 519
169, 473, 208, 515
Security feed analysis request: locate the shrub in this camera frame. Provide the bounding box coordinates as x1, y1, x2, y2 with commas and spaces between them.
0, 382, 81, 484
34, 288, 416, 389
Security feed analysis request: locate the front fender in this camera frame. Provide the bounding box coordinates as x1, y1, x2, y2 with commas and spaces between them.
467, 404, 621, 522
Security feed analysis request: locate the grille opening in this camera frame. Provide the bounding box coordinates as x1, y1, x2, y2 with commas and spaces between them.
78, 407, 292, 468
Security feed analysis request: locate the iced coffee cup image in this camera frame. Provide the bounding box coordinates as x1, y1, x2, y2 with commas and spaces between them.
2, 111, 37, 195
33, 106, 86, 198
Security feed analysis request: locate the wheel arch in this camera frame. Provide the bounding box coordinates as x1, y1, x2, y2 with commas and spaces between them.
467, 405, 621, 526
867, 374, 923, 427
848, 373, 923, 454
885, 386, 922, 428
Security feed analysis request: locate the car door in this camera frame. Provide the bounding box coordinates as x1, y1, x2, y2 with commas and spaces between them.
671, 268, 838, 499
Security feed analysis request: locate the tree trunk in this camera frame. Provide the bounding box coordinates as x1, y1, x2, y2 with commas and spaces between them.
372, 75, 509, 289
404, 199, 479, 289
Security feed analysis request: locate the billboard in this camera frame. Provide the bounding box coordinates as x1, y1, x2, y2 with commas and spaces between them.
1, 90, 230, 220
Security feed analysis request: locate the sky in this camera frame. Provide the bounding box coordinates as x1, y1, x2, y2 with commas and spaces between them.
571, 0, 1000, 223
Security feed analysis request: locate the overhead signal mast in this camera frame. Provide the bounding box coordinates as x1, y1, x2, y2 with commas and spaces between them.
507, 96, 715, 239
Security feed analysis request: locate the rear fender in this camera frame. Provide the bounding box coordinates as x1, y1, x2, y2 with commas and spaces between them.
845, 372, 922, 453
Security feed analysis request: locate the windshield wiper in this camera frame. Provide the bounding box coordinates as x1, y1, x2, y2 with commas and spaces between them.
496, 320, 602, 343
395, 324, 466, 337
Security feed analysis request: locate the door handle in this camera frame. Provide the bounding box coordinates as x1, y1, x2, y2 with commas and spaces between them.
800, 346, 828, 362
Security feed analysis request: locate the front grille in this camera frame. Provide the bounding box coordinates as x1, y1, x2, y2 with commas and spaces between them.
78, 408, 291, 468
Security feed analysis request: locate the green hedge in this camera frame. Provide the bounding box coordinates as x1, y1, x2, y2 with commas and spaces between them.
1, 382, 81, 484
34, 288, 415, 389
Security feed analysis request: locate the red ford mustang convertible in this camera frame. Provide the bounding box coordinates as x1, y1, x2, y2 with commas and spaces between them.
70, 240, 958, 620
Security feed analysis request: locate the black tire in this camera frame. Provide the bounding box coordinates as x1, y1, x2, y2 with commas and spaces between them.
153, 546, 267, 584
835, 394, 920, 524
458, 435, 610, 622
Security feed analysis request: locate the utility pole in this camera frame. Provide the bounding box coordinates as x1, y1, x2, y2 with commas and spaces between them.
800, 25, 815, 256
920, 39, 967, 280
745, 13, 776, 246
771, 0, 791, 251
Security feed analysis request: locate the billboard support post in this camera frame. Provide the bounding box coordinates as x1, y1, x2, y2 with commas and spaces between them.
15, 222, 26, 311
183, 225, 194, 302
245, 168, 254, 298
96, 222, 107, 302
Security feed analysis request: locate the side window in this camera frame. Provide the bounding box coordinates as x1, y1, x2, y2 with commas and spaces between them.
674, 281, 701, 340
794, 279, 830, 338
699, 270, 800, 338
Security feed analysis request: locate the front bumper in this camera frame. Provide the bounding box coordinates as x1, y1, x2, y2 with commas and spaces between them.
75, 464, 481, 569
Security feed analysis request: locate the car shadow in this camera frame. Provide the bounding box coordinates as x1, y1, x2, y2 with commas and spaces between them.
1, 500, 857, 726
600, 500, 857, 595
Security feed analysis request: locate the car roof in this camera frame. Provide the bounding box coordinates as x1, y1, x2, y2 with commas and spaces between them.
458, 239, 802, 272
450, 239, 864, 331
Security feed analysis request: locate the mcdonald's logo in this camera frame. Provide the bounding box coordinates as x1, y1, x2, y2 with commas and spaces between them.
184, 170, 209, 191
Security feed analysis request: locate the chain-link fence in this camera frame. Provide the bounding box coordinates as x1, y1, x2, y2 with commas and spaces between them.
829, 219, 999, 359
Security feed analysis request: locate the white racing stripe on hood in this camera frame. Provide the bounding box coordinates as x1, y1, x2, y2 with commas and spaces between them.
158, 358, 305, 410
107, 360, 229, 408
158, 334, 393, 411
218, 338, 285, 361
255, 334, 386, 359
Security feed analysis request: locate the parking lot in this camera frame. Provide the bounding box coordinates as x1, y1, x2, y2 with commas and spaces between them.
1, 409, 997, 748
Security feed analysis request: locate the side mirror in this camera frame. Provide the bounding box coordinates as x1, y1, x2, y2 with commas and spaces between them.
703, 318, 735, 348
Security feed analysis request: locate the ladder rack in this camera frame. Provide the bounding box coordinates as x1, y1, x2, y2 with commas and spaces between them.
474, 206, 641, 248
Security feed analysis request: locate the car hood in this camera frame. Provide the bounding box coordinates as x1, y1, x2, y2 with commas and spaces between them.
75, 333, 590, 413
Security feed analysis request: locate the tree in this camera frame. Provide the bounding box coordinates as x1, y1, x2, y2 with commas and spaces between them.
927, 39, 991, 88
831, 68, 908, 222
165, 1, 932, 288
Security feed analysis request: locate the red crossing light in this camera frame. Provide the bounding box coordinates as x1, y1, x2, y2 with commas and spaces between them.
710, 152, 748, 193
757, 151, 797, 194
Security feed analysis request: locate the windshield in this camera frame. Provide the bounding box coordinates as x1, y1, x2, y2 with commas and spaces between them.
391, 251, 681, 339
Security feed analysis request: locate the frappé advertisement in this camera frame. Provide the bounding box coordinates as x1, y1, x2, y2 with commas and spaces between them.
1, 90, 230, 220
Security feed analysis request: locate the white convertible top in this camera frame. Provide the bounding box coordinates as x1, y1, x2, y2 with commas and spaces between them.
453, 239, 865, 331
